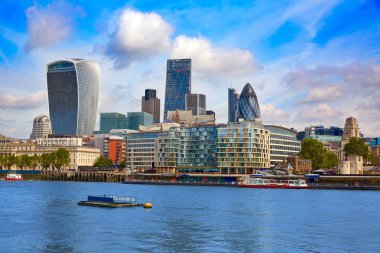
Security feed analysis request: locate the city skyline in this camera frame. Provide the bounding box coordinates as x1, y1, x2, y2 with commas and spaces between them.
0, 1, 379, 138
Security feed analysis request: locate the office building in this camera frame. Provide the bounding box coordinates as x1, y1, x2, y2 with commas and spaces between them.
126, 132, 159, 172
47, 58, 100, 136
228, 88, 239, 122
166, 110, 215, 125
185, 93, 206, 116
30, 115, 52, 139
126, 112, 153, 131
164, 59, 191, 120
99, 113, 127, 133
264, 125, 301, 167
297, 125, 343, 142
237, 83, 261, 121
142, 89, 160, 123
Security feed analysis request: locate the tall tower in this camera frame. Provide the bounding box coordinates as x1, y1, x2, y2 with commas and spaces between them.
47, 58, 100, 136
30, 115, 52, 139
164, 59, 191, 120
228, 88, 239, 122
185, 93, 206, 116
343, 117, 361, 141
142, 89, 161, 123
237, 83, 261, 121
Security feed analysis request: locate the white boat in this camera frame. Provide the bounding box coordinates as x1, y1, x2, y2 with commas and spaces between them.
238, 175, 309, 189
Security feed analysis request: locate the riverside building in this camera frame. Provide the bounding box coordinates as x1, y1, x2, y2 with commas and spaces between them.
164, 59, 191, 120
217, 120, 270, 174
47, 58, 100, 136
264, 125, 301, 167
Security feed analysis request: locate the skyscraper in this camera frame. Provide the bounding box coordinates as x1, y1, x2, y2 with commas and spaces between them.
30, 115, 52, 139
237, 83, 261, 121
47, 58, 100, 136
185, 93, 206, 116
228, 88, 239, 122
142, 89, 160, 123
126, 112, 153, 130
164, 59, 191, 120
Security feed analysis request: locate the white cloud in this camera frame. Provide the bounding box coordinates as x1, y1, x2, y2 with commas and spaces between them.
105, 8, 172, 68
0, 91, 46, 109
296, 103, 342, 122
302, 86, 343, 103
24, 1, 85, 51
171, 35, 259, 77
261, 104, 289, 122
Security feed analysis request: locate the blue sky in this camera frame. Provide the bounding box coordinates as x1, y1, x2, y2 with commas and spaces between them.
0, 0, 379, 138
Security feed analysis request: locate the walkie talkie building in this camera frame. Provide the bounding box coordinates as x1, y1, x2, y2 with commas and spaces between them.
47, 58, 100, 136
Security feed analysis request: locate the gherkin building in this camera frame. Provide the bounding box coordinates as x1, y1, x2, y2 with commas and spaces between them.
237, 83, 261, 120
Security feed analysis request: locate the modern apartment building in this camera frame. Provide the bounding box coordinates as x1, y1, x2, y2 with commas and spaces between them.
217, 121, 270, 174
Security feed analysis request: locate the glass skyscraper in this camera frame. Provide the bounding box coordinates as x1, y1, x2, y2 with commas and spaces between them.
237, 83, 261, 121
228, 88, 239, 122
99, 112, 127, 133
47, 58, 100, 136
164, 59, 191, 120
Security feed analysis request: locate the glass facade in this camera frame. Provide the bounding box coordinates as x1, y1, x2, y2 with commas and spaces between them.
47, 59, 100, 136
185, 93, 206, 116
99, 113, 127, 133
264, 125, 301, 167
237, 83, 261, 121
164, 59, 191, 120
126, 112, 153, 130
297, 125, 343, 142
126, 132, 159, 172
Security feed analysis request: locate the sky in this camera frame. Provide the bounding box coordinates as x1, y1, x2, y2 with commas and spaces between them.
0, 0, 379, 138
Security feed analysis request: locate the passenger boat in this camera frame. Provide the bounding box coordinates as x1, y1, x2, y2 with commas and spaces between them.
238, 175, 309, 189
3, 173, 23, 181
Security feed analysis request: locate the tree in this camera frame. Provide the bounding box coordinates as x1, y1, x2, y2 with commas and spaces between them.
343, 137, 372, 162
299, 139, 339, 169
30, 154, 40, 170
54, 148, 70, 170
93, 156, 113, 167
40, 153, 53, 170
119, 160, 127, 168
19, 155, 32, 170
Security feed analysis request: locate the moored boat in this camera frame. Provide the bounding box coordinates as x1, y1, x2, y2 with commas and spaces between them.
238, 175, 309, 189
3, 173, 23, 181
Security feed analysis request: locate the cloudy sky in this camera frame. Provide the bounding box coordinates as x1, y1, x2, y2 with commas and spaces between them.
0, 0, 379, 138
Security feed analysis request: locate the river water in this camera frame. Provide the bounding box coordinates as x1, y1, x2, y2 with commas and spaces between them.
0, 181, 379, 253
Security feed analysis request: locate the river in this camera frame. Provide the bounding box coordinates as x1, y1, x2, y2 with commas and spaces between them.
0, 181, 379, 252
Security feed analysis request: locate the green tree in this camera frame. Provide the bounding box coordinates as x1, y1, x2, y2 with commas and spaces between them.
19, 155, 32, 170
93, 156, 113, 167
40, 153, 53, 170
53, 148, 70, 170
119, 160, 127, 168
30, 154, 40, 170
343, 137, 372, 163
299, 139, 338, 169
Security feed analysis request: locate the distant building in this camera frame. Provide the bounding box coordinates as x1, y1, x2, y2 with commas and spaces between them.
0, 141, 99, 170
164, 59, 191, 120
281, 156, 312, 175
142, 89, 160, 123
99, 113, 127, 133
47, 58, 100, 136
217, 120, 270, 174
36, 137, 82, 146
126, 112, 153, 131
166, 110, 215, 125
126, 132, 159, 172
297, 125, 343, 142
185, 93, 206, 116
338, 117, 363, 174
30, 115, 52, 140
363, 137, 380, 147
228, 88, 239, 122
228, 83, 261, 122
94, 135, 126, 164
264, 125, 301, 167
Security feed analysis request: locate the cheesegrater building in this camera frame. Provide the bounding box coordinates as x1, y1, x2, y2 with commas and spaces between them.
47, 58, 100, 136
164, 59, 191, 120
